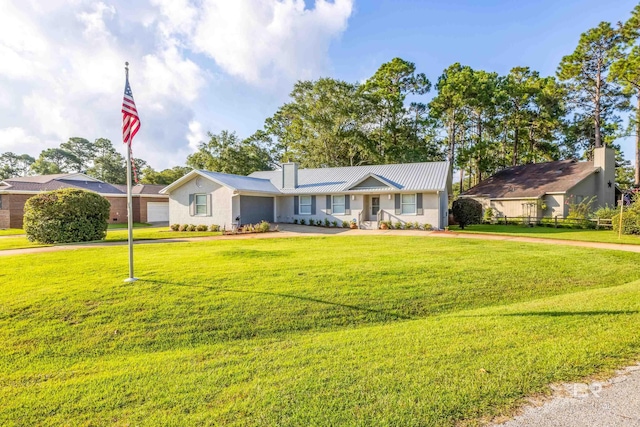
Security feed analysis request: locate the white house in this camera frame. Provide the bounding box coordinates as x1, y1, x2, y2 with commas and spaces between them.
160, 161, 452, 229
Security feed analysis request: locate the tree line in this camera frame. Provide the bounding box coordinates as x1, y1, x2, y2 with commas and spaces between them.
3, 5, 640, 191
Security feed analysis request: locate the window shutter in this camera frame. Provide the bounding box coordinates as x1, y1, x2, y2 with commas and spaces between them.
294, 196, 299, 215
311, 195, 316, 215
326, 195, 332, 214
189, 194, 195, 216
395, 194, 401, 215
206, 194, 212, 216
345, 195, 350, 215
417, 193, 423, 215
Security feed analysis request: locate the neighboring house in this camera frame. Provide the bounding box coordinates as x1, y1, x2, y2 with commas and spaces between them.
0, 173, 168, 229
461, 146, 616, 218
161, 161, 452, 229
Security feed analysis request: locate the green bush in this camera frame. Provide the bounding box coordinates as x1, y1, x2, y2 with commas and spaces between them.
594, 204, 618, 220
210, 224, 220, 232
300, 219, 306, 225
452, 198, 482, 229
293, 219, 298, 224
196, 224, 208, 231
258, 221, 270, 233
612, 203, 640, 235
331, 220, 338, 227
394, 221, 403, 229
170, 224, 180, 231
483, 207, 495, 223
342, 220, 349, 228
24, 188, 110, 244
179, 224, 189, 231
324, 218, 330, 227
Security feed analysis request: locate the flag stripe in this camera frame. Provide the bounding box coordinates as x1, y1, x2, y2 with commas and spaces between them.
122, 78, 140, 147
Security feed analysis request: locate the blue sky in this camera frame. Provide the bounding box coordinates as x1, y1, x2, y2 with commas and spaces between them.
1, 0, 638, 169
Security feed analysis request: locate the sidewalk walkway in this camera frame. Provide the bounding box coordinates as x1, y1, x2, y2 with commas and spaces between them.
3, 226, 640, 257
494, 364, 640, 427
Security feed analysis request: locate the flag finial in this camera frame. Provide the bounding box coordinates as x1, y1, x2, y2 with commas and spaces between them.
125, 61, 129, 78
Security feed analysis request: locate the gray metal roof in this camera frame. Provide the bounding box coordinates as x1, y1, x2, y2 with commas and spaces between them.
198, 170, 281, 194
249, 162, 450, 194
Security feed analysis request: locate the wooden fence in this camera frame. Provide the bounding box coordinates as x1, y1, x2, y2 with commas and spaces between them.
491, 216, 613, 229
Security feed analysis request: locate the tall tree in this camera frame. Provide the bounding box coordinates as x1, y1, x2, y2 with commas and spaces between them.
0, 153, 35, 179
558, 22, 629, 149
611, 4, 640, 186
31, 148, 80, 175
360, 57, 433, 163
186, 131, 274, 176
59, 137, 95, 172
140, 166, 191, 185
86, 138, 126, 184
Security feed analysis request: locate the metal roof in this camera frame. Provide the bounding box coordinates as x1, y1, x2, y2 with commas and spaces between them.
198, 170, 281, 194
249, 161, 450, 194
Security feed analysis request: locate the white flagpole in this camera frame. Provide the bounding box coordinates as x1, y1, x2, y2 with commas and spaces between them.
124, 61, 137, 283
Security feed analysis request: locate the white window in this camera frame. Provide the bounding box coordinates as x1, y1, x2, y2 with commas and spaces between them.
332, 195, 345, 215
401, 194, 416, 215
299, 195, 312, 215
195, 194, 207, 215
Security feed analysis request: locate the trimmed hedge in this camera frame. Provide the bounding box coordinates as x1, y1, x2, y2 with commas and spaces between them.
452, 198, 482, 229
24, 189, 110, 243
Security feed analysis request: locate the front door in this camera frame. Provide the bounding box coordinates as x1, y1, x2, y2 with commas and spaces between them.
370, 196, 380, 220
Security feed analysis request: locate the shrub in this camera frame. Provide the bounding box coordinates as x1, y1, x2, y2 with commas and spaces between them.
394, 221, 403, 229
187, 224, 197, 232
324, 218, 331, 227
483, 207, 495, 223
179, 224, 189, 231
331, 220, 338, 227
300, 219, 306, 225
342, 220, 349, 228
293, 219, 298, 224
452, 198, 482, 229
170, 224, 180, 231
316, 219, 323, 226
258, 221, 270, 233
196, 224, 208, 231
423, 223, 433, 231
613, 203, 640, 235
594, 204, 618, 220
210, 224, 220, 232
413, 221, 420, 229
24, 188, 110, 244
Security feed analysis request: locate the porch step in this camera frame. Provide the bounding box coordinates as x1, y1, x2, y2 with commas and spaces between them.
360, 220, 378, 230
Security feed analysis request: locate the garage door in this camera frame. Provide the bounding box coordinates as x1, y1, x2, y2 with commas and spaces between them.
239, 196, 274, 224
147, 202, 169, 222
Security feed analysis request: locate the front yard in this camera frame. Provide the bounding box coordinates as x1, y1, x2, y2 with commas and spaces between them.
450, 224, 640, 245
1, 236, 639, 425
0, 226, 221, 251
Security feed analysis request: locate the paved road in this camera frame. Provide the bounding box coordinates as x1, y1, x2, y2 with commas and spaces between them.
495, 364, 640, 427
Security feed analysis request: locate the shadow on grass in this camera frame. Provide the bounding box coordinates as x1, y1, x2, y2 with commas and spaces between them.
456, 310, 638, 318
143, 279, 413, 321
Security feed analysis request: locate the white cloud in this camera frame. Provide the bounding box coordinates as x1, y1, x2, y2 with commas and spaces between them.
0, 0, 354, 170
0, 127, 47, 154
155, 0, 354, 85
186, 120, 206, 151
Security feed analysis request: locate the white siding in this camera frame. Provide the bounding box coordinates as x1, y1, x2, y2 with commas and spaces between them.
277, 192, 444, 229
168, 177, 235, 227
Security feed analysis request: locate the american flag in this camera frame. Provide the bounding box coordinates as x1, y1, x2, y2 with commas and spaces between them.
122, 77, 140, 146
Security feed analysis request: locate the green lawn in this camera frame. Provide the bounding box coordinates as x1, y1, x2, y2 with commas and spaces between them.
107, 222, 153, 229
0, 227, 221, 251
0, 229, 24, 236
451, 224, 640, 245
1, 236, 639, 425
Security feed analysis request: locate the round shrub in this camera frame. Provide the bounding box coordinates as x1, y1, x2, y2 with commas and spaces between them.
612, 203, 640, 235
452, 198, 482, 229
24, 188, 110, 243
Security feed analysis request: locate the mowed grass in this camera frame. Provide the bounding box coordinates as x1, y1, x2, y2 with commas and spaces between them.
0, 229, 24, 236
1, 236, 640, 426
452, 224, 640, 245
0, 227, 221, 251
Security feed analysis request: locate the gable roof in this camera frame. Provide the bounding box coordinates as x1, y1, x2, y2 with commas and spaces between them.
160, 169, 281, 195
0, 174, 166, 196
462, 160, 599, 199
249, 161, 450, 194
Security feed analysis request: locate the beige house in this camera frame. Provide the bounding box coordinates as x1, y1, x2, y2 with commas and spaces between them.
462, 147, 616, 219
161, 161, 452, 229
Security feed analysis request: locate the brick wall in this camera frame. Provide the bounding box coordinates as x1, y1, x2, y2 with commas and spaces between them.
0, 210, 9, 229
105, 197, 128, 224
